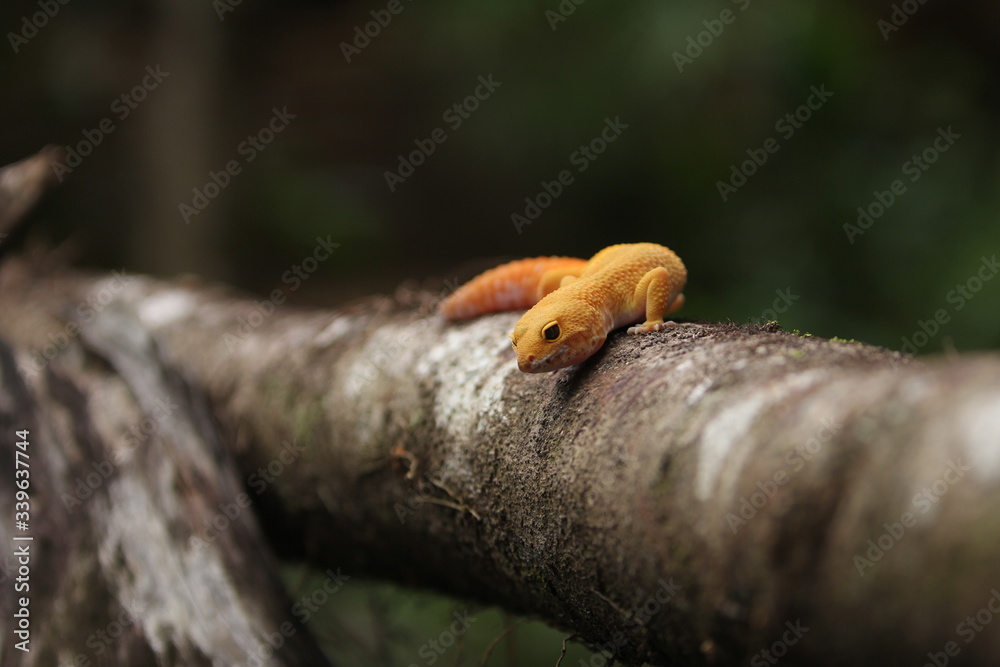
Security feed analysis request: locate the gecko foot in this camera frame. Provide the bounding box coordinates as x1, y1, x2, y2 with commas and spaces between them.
627, 320, 678, 335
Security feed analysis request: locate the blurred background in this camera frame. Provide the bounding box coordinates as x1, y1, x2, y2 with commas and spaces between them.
2, 0, 999, 663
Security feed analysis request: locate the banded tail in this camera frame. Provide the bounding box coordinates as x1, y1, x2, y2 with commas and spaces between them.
439, 256, 588, 320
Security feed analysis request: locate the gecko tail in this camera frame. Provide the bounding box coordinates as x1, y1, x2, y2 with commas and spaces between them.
439, 256, 588, 320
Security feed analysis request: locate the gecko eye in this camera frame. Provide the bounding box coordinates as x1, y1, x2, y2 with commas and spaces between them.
543, 322, 560, 341
509, 334, 517, 349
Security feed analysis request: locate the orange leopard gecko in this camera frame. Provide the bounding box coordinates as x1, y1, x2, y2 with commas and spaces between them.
439, 243, 687, 372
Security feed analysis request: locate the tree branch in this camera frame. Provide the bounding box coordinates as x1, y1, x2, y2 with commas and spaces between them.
0, 268, 333, 666
3, 263, 1000, 666
0, 147, 61, 262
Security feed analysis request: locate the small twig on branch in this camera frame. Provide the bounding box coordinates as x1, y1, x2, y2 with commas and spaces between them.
554, 634, 584, 667
429, 477, 482, 520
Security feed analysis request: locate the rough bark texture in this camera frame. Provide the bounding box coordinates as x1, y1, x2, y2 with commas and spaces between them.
3, 259, 1000, 666
0, 264, 334, 667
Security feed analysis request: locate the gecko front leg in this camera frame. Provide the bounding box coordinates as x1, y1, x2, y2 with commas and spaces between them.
626, 267, 684, 334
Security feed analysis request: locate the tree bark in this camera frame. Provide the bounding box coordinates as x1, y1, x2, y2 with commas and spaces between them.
3, 258, 1000, 666
0, 265, 334, 667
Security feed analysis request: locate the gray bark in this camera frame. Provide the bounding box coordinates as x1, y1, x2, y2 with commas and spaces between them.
3, 261, 1000, 666
0, 268, 334, 667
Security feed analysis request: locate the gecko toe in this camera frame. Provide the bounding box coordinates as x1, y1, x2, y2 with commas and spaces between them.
627, 320, 677, 335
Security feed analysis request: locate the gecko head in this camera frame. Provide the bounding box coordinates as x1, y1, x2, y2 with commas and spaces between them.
509, 299, 606, 373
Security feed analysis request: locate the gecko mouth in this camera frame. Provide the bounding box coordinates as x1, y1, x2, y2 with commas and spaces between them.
518, 341, 596, 373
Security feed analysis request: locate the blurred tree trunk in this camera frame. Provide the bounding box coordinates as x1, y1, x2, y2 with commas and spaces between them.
130, 0, 231, 281
0, 267, 335, 667
0, 152, 328, 667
